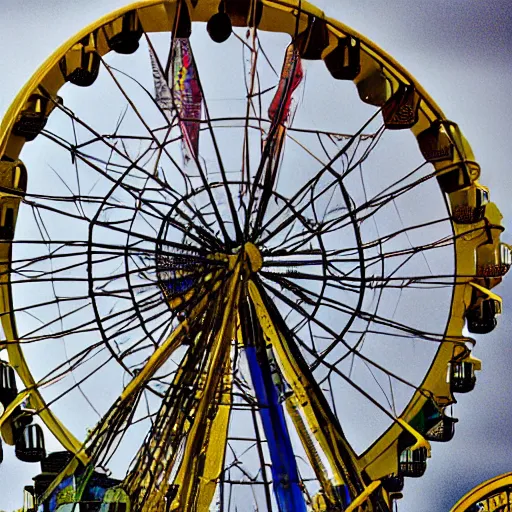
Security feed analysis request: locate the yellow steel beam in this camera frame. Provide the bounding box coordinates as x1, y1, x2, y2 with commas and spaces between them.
247, 279, 362, 498
169, 260, 241, 511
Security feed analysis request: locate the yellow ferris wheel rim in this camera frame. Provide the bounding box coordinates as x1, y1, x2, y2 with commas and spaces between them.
450, 472, 512, 512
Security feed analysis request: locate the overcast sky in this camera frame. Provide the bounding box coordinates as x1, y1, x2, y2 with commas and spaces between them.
0, 1, 511, 511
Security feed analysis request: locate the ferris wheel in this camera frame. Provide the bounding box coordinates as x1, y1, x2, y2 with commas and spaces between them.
0, 1, 509, 511
450, 472, 512, 512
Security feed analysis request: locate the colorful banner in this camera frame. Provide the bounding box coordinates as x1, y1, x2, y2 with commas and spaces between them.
149, 39, 203, 162
268, 44, 304, 127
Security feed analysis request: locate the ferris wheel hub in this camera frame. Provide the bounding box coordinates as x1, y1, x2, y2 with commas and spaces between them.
228, 242, 263, 273
244, 242, 263, 273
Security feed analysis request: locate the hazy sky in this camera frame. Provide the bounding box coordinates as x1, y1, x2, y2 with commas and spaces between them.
0, 1, 511, 511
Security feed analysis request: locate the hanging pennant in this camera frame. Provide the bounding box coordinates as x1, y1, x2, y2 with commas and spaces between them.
172, 38, 203, 161
149, 45, 173, 122
268, 43, 304, 127
149, 39, 203, 162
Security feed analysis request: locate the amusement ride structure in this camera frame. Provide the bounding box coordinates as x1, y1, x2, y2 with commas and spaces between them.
451, 473, 512, 512
0, 1, 509, 510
